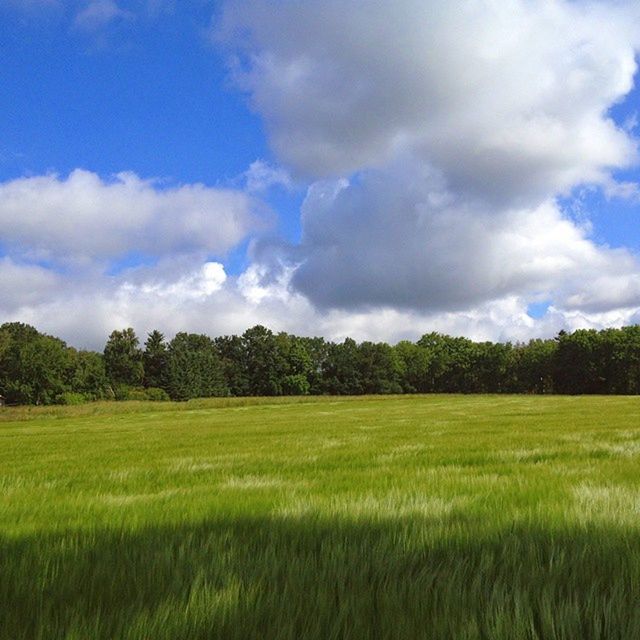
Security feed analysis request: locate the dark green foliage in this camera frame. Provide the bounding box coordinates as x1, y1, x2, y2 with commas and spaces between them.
115, 387, 170, 401
144, 387, 170, 401
143, 330, 168, 389
0, 323, 112, 405
241, 325, 287, 396
103, 328, 144, 388
553, 327, 640, 395
5, 320, 640, 405
0, 323, 74, 405
322, 338, 364, 394
166, 333, 228, 401
215, 334, 250, 396
358, 341, 403, 394
512, 339, 557, 393
393, 340, 432, 393
70, 350, 108, 400
281, 373, 310, 395
296, 336, 329, 394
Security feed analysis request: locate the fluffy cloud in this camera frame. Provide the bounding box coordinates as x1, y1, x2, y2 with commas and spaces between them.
0, 169, 267, 264
218, 0, 640, 326
5, 255, 640, 351
285, 156, 640, 313
220, 0, 639, 203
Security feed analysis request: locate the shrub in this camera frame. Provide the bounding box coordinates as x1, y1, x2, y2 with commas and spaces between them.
144, 387, 170, 401
56, 392, 86, 406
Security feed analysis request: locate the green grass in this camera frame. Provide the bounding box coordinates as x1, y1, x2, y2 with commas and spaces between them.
2, 395, 640, 639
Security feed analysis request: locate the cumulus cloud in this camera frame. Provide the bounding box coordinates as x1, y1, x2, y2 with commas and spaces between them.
0, 169, 267, 264
285, 156, 640, 313
217, 0, 640, 327
220, 0, 640, 203
5, 255, 640, 351
120, 261, 228, 302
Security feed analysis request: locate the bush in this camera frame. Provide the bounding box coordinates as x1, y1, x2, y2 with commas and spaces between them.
122, 388, 148, 401
112, 384, 133, 401
144, 387, 170, 401
56, 392, 86, 406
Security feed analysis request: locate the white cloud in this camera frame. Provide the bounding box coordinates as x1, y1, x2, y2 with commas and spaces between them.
220, 0, 640, 204
243, 160, 292, 194
0, 169, 267, 264
255, 155, 639, 316
121, 261, 227, 301
0, 257, 61, 311
217, 0, 640, 329
5, 256, 640, 351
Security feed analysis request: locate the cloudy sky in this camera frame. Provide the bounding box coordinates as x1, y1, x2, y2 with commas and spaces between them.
2, 0, 640, 349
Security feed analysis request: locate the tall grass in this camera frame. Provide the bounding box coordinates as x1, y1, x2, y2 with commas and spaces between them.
2, 395, 640, 639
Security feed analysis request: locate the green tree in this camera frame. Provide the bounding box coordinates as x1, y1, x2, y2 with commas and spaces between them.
473, 341, 514, 393
241, 325, 287, 396
394, 341, 432, 393
358, 341, 403, 394
417, 333, 476, 392
166, 333, 228, 401
321, 338, 363, 395
553, 329, 601, 394
143, 330, 168, 389
70, 350, 108, 400
215, 334, 250, 396
103, 328, 144, 388
0, 323, 75, 405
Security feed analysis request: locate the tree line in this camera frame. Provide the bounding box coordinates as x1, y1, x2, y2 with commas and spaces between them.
1, 321, 640, 405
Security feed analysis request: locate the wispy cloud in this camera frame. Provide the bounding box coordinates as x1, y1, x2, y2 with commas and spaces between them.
72, 0, 133, 32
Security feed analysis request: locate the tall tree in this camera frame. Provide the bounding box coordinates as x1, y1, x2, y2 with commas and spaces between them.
215, 334, 250, 396
70, 350, 109, 400
241, 325, 287, 396
322, 338, 363, 395
143, 330, 168, 389
394, 340, 432, 393
511, 339, 556, 394
358, 341, 403, 394
0, 324, 74, 405
103, 328, 144, 388
166, 333, 228, 401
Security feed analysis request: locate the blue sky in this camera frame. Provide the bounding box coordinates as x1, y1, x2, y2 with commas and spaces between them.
1, 1, 640, 348
1, 2, 311, 271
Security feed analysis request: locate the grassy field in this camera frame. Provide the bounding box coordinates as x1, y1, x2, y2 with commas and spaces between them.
2, 395, 640, 639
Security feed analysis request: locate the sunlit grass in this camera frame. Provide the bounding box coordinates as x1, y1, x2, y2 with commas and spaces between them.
2, 395, 640, 639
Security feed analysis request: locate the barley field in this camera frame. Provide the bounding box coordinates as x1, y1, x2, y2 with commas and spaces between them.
1, 395, 640, 639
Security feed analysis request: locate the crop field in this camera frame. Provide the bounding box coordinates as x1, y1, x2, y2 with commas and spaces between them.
2, 395, 640, 640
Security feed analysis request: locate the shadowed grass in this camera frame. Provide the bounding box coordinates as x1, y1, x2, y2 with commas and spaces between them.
2, 395, 640, 638
2, 517, 640, 640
